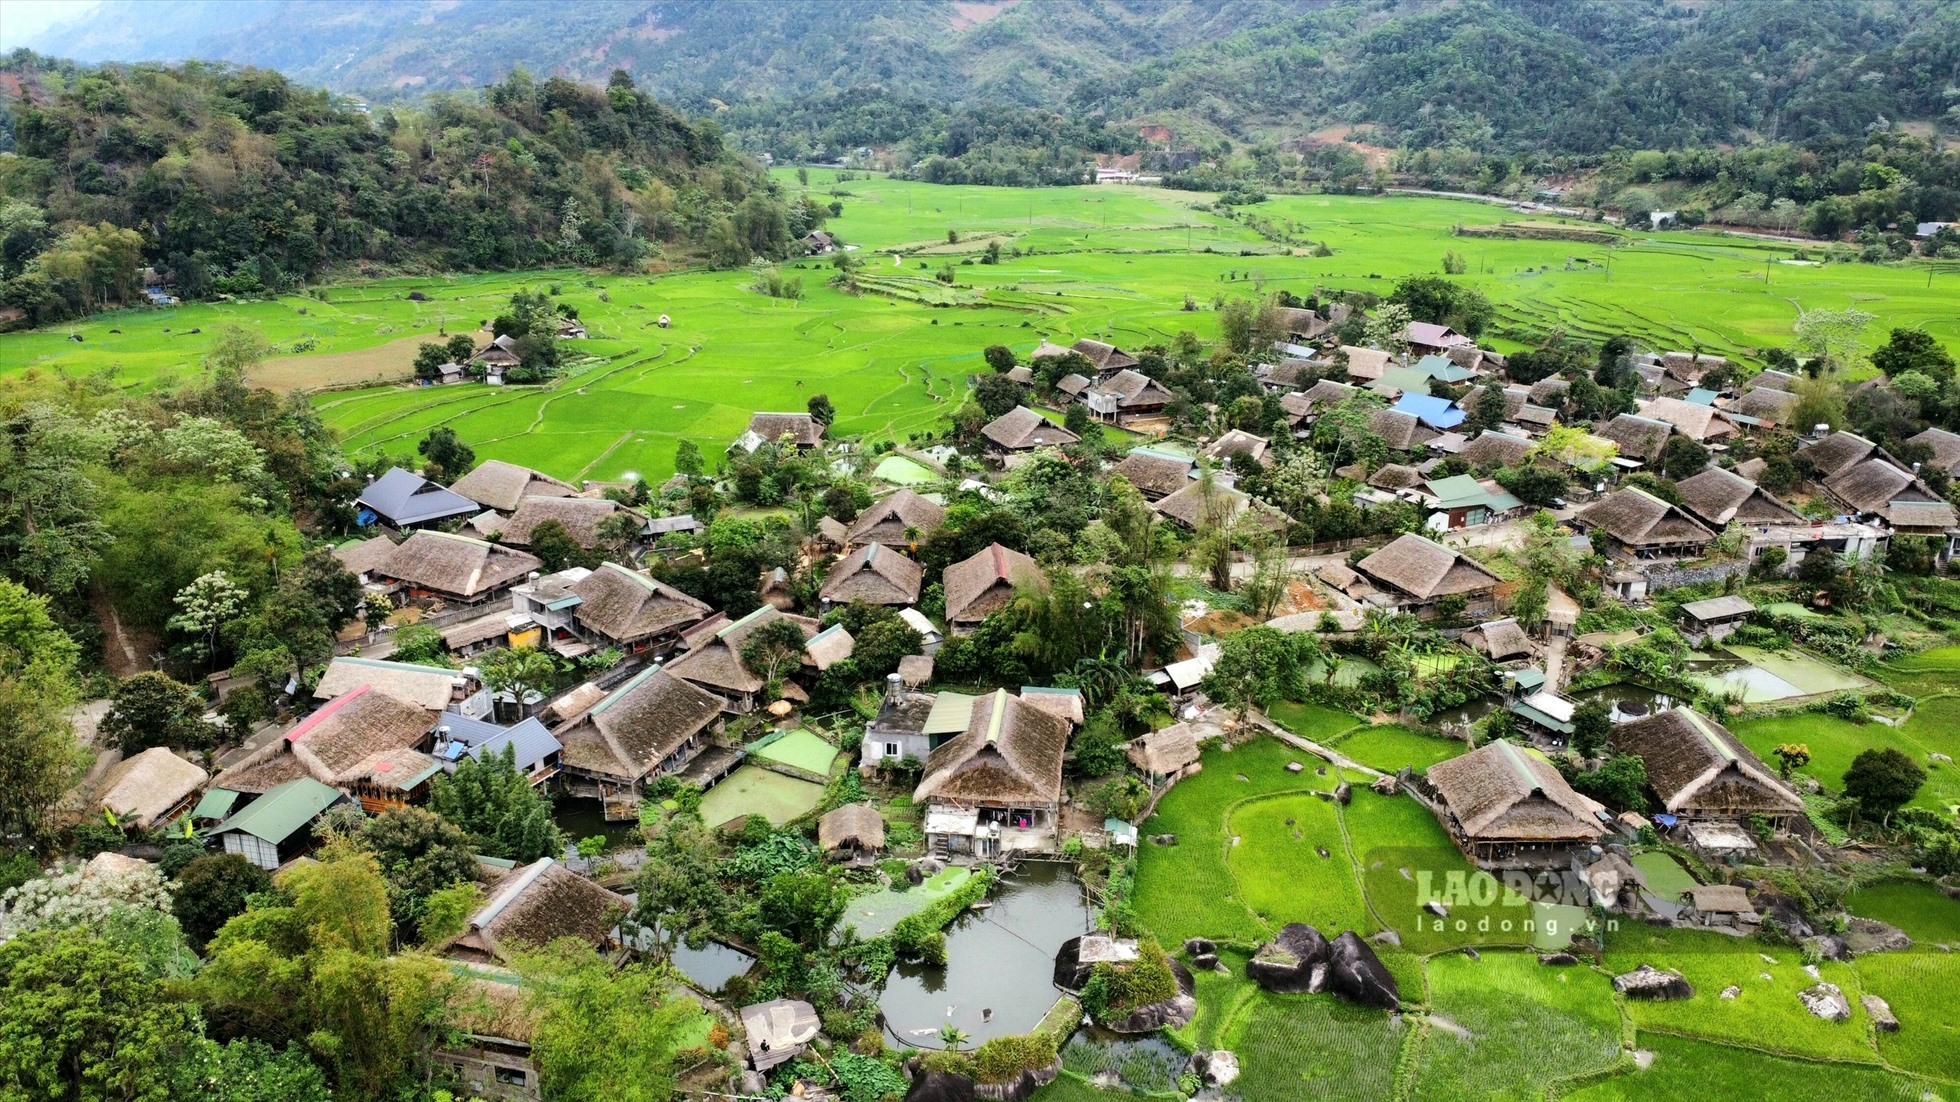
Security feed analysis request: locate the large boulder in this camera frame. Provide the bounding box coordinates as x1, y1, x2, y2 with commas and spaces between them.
1799, 982, 1851, 1022
1053, 936, 1093, 991
1613, 965, 1693, 1001
1844, 918, 1912, 956
1188, 1050, 1240, 1090
1100, 961, 1197, 1034
1247, 924, 1331, 994
905, 1069, 977, 1102
1862, 994, 1900, 1033
1327, 931, 1400, 1010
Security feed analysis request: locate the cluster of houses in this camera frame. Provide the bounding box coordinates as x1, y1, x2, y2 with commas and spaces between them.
422, 320, 589, 387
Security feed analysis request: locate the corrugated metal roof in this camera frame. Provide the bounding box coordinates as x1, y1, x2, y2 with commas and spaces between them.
210, 778, 343, 844
923, 691, 975, 735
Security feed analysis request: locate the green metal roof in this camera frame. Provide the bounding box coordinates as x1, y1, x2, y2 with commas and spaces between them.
923, 691, 975, 735
193, 788, 243, 821
209, 778, 344, 844
1427, 474, 1523, 514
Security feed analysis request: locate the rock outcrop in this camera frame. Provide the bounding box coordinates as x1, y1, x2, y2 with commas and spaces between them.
1099, 962, 1196, 1034
1844, 918, 1912, 956
1798, 982, 1851, 1022
1862, 994, 1900, 1032
1247, 924, 1331, 994
1613, 965, 1693, 1000
1328, 931, 1400, 1010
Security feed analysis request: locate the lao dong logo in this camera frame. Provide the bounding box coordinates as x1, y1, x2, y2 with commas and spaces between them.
1410, 865, 1618, 941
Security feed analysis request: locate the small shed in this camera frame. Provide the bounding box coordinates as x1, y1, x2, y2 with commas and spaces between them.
1685, 883, 1759, 927
97, 747, 208, 830
740, 999, 820, 1071
818, 803, 886, 860
1677, 595, 1755, 647
1128, 725, 1201, 787
896, 654, 935, 688
208, 777, 349, 870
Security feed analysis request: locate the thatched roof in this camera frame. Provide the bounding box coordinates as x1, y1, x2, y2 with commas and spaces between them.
1689, 884, 1754, 914
915, 689, 1067, 807
449, 460, 578, 512
1906, 427, 1960, 473
315, 656, 466, 711
1031, 340, 1075, 361
1091, 369, 1174, 409
333, 535, 398, 578
1340, 346, 1394, 381
449, 859, 629, 964
569, 563, 712, 644
1594, 414, 1674, 463
1798, 431, 1879, 479
1608, 707, 1800, 817
982, 406, 1078, 451
803, 624, 857, 670
742, 412, 826, 449
1527, 376, 1571, 406
1823, 457, 1934, 515
1460, 618, 1536, 661
1460, 430, 1535, 470
1355, 534, 1501, 600
1673, 467, 1800, 528
1288, 379, 1362, 422
897, 654, 934, 687
1203, 430, 1271, 466
1748, 369, 1799, 394
1369, 407, 1436, 451
283, 686, 437, 786
1662, 351, 1724, 382
1127, 724, 1200, 776
1428, 740, 1605, 844
1018, 686, 1084, 725
1729, 386, 1798, 425
493, 496, 643, 549
1273, 306, 1329, 341
1151, 479, 1286, 533
821, 543, 924, 606
665, 606, 819, 696
1056, 372, 1093, 397
553, 668, 724, 782
98, 748, 207, 829
1575, 488, 1714, 548
1110, 449, 1193, 497
1885, 499, 1960, 529
944, 543, 1043, 625
1072, 338, 1138, 373
1261, 358, 1320, 390
847, 490, 946, 546
1367, 463, 1424, 490
377, 530, 542, 599
1639, 396, 1735, 442
818, 803, 886, 851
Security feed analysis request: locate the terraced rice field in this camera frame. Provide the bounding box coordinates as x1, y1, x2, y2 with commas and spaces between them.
7, 173, 1952, 483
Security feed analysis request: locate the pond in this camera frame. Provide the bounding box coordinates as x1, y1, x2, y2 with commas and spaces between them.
1569, 683, 1683, 722
669, 939, 757, 995
1429, 695, 1500, 738
1062, 1028, 1188, 1094
553, 796, 644, 850
878, 861, 1092, 1050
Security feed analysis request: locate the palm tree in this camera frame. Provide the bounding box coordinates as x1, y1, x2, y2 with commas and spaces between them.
939, 1024, 969, 1051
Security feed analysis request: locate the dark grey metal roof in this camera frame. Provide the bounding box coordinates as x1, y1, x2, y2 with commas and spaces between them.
356, 467, 480, 526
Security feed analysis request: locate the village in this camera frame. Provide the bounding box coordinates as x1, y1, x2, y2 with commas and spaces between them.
10, 288, 1960, 1102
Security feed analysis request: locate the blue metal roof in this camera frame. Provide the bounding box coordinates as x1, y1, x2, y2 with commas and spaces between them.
1392, 392, 1467, 430
354, 468, 479, 527
435, 714, 562, 772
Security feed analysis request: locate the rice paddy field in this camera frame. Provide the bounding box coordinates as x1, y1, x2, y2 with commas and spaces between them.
5, 172, 1953, 484
1097, 732, 1960, 1102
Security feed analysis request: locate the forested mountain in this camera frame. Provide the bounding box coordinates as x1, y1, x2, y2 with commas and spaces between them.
0, 56, 816, 324
18, 0, 1958, 160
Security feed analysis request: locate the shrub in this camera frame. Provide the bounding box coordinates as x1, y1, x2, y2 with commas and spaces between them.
972, 1033, 1059, 1084
1079, 938, 1177, 1020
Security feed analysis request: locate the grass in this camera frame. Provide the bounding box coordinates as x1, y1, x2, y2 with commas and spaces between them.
748, 729, 840, 777
1629, 850, 1699, 902
1562, 1033, 1934, 1102
1410, 952, 1623, 1102
1327, 724, 1466, 774
12, 176, 1956, 482
1341, 788, 1532, 954
1223, 990, 1406, 1102
1226, 795, 1371, 935
1843, 879, 1960, 943
1267, 701, 1364, 742
694, 766, 826, 830
1853, 951, 1960, 1082
1731, 709, 1958, 816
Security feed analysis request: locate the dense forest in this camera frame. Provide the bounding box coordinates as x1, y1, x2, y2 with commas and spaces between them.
0, 54, 817, 324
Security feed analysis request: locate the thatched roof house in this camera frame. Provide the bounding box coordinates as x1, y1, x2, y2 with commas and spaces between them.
818, 803, 886, 854
1340, 346, 1394, 382
448, 460, 577, 513
1609, 707, 1801, 824
1673, 467, 1801, 529
1284, 379, 1363, 426
1460, 430, 1536, 471
551, 667, 724, 786
1203, 430, 1272, 467
1427, 740, 1606, 864
1594, 414, 1674, 464
98, 747, 207, 829
1072, 338, 1138, 374
915, 689, 1068, 811
333, 535, 398, 581
803, 624, 857, 671
446, 858, 629, 966
569, 563, 712, 647
1574, 488, 1715, 556
1354, 534, 1501, 606
734, 412, 826, 453
1798, 430, 1880, 479
1367, 463, 1424, 490
1127, 724, 1201, 782
1728, 386, 1798, 426
485, 496, 643, 549
1110, 449, 1194, 499
1527, 376, 1571, 407
1017, 685, 1084, 725
1905, 426, 1960, 474
1370, 407, 1436, 451
1639, 396, 1736, 444
1260, 357, 1320, 391
377, 530, 542, 603
982, 406, 1079, 453
821, 543, 924, 606
284, 686, 437, 789
315, 656, 475, 711
1086, 369, 1175, 417
1459, 618, 1537, 662
1817, 454, 1957, 528
1150, 480, 1286, 533
847, 489, 946, 547
666, 606, 820, 702
944, 543, 1043, 627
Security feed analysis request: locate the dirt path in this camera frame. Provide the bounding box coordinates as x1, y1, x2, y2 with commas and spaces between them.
1249, 710, 1385, 780
92, 586, 156, 677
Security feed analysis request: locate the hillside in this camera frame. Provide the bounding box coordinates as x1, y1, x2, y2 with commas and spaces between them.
18, 0, 1958, 159
0, 56, 815, 325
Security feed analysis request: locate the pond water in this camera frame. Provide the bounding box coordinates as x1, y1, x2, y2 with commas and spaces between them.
669, 940, 757, 994
1568, 683, 1683, 722
878, 861, 1092, 1049
1430, 695, 1500, 738
1062, 1028, 1187, 1094
553, 796, 644, 849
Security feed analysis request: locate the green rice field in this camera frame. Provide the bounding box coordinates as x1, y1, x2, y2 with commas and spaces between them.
7, 172, 1954, 484
695, 765, 826, 830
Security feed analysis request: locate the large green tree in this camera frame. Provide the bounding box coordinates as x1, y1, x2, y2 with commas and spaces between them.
429, 745, 565, 863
